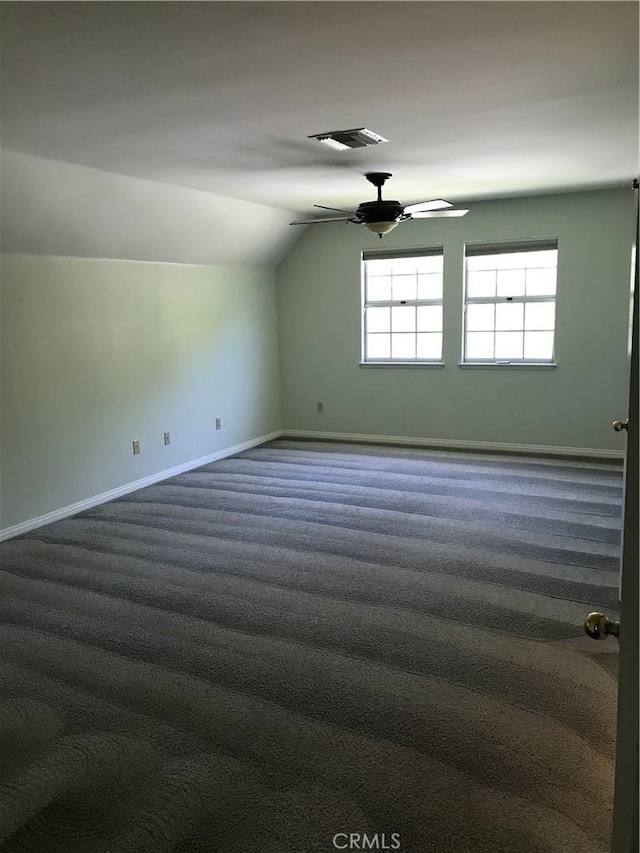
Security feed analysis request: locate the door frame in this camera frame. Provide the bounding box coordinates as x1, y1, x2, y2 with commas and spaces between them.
611, 179, 639, 853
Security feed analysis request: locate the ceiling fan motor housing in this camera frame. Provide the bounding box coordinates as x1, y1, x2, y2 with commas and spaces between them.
356, 200, 404, 223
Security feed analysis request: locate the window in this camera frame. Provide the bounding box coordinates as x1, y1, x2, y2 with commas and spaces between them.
362, 249, 444, 363
463, 240, 558, 364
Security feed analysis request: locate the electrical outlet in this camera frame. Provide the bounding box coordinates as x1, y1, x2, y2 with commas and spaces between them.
132, 440, 140, 455
316, 401, 324, 413
164, 432, 171, 446
215, 417, 222, 430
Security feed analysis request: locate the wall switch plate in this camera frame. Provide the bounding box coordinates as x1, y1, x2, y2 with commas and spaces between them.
316, 401, 324, 413
132, 440, 140, 455
215, 417, 222, 430
163, 432, 171, 446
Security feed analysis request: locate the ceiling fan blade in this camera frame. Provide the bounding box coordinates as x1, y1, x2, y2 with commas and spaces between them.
290, 216, 353, 225
410, 209, 469, 218
314, 204, 358, 214
403, 199, 453, 213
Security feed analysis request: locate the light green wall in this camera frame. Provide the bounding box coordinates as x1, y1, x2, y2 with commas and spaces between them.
0, 255, 282, 530
277, 188, 634, 452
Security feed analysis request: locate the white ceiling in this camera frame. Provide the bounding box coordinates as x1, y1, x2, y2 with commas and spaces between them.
1, 1, 638, 216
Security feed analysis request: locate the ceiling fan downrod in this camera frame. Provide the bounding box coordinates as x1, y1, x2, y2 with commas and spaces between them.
365, 172, 392, 202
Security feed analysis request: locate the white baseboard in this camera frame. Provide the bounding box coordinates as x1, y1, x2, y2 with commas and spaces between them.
0, 429, 285, 542
281, 429, 624, 461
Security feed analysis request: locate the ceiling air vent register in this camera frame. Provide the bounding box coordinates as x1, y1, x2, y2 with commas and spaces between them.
309, 128, 389, 151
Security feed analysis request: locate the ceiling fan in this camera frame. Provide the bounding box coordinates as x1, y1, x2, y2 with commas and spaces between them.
290, 172, 469, 238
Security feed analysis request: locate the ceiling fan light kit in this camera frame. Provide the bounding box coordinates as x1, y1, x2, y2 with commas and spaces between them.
364, 220, 399, 236
290, 172, 469, 239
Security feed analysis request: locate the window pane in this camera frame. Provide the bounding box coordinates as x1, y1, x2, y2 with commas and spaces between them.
390, 257, 421, 275
526, 268, 557, 296
525, 301, 555, 330
417, 273, 443, 300
367, 275, 392, 302
367, 306, 391, 333
416, 255, 443, 274
495, 302, 524, 331
466, 332, 494, 359
417, 305, 442, 332
417, 333, 442, 359
467, 254, 500, 272
496, 269, 526, 297
495, 331, 524, 359
524, 331, 554, 360
495, 252, 529, 270
367, 334, 390, 359
391, 333, 416, 359
466, 303, 494, 331
391, 305, 415, 332
525, 250, 557, 268
467, 270, 496, 298
366, 259, 393, 276
392, 275, 417, 302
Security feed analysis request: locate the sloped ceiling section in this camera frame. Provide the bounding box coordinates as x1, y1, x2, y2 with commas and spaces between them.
0, 151, 299, 267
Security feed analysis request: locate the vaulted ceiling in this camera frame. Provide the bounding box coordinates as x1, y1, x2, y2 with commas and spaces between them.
2, 1, 638, 218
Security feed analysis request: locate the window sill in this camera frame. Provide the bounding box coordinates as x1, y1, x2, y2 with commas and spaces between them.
360, 361, 445, 368
458, 362, 556, 369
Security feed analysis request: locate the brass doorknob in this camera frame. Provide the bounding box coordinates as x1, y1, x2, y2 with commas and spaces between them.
584, 612, 620, 640
612, 419, 629, 432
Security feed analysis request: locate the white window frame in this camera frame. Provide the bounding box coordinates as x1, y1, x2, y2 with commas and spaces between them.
361, 247, 445, 365
462, 240, 558, 366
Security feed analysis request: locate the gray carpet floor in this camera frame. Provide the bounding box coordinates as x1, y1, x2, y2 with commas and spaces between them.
0, 439, 622, 853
